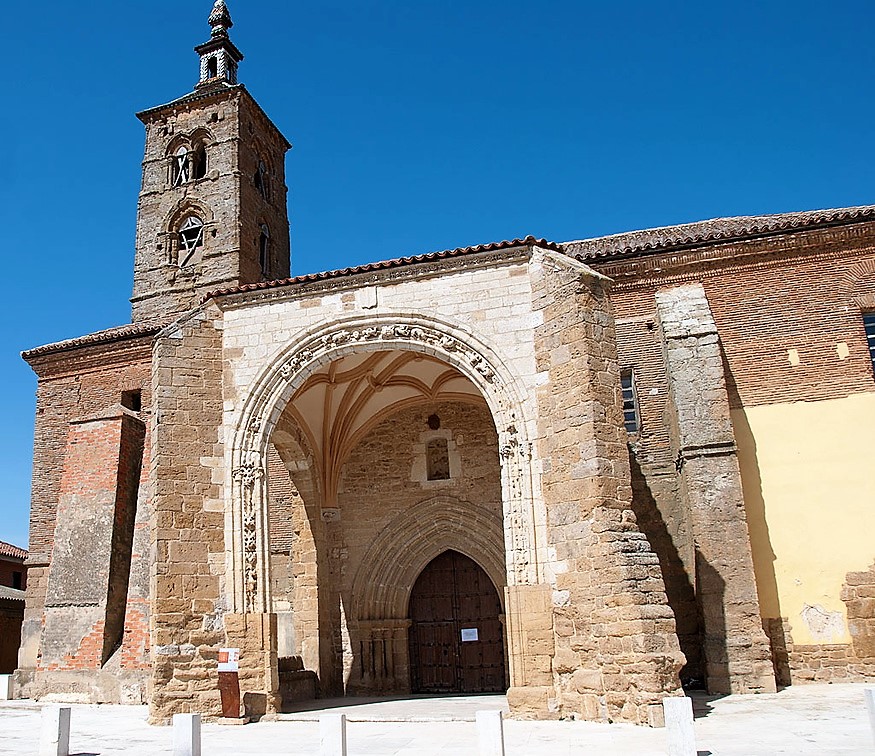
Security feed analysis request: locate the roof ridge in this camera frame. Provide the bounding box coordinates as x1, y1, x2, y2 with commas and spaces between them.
22, 321, 163, 360
205, 235, 559, 302
564, 204, 875, 260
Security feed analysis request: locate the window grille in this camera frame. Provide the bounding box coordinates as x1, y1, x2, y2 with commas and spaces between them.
426, 438, 450, 481
864, 313, 875, 372
620, 369, 640, 433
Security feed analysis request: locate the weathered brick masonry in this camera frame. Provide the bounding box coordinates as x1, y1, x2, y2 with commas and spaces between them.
582, 216, 875, 686
18, 327, 156, 702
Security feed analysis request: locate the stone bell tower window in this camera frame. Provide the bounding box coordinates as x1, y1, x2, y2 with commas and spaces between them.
259, 224, 271, 278
255, 160, 269, 199
178, 216, 205, 266
207, 56, 218, 79
193, 142, 207, 180
172, 145, 190, 187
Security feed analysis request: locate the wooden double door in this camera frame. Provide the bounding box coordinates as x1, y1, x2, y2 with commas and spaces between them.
408, 550, 506, 694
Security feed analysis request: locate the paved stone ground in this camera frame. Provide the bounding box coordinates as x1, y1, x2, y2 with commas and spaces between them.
0, 684, 871, 755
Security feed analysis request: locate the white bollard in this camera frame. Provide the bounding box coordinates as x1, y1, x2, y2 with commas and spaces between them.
172, 713, 202, 756
319, 713, 348, 756
476, 709, 505, 756
39, 706, 71, 756
865, 687, 875, 745
663, 696, 696, 756
0, 674, 13, 701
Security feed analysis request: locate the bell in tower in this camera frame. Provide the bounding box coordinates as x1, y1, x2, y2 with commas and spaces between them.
130, 1, 292, 323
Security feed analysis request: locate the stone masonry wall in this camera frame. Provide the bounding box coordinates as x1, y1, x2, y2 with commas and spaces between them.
596, 228, 875, 687
528, 249, 684, 724
150, 306, 230, 722
340, 400, 503, 694
654, 283, 775, 695
614, 313, 701, 683
133, 89, 290, 322
764, 562, 875, 684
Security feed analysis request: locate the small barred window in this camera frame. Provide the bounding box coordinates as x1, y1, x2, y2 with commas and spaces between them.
620, 369, 640, 433
864, 313, 875, 373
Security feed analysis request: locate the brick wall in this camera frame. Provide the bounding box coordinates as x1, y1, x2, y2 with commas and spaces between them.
594, 223, 875, 411
590, 222, 875, 689
19, 335, 154, 687
0, 557, 26, 591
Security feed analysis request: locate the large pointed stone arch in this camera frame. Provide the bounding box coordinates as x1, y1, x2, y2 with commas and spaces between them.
345, 495, 508, 695
227, 313, 539, 616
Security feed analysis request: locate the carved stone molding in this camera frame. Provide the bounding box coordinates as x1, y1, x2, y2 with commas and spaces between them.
232, 452, 264, 612
274, 324, 497, 385
230, 316, 538, 613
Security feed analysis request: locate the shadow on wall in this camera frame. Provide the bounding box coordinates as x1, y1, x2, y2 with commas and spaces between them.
695, 555, 726, 693
723, 357, 789, 685
628, 452, 704, 685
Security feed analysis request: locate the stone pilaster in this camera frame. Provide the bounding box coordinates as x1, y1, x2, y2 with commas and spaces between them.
149, 305, 232, 722
655, 282, 776, 694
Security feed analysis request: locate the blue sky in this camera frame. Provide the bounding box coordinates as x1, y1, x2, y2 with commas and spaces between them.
1, 0, 873, 549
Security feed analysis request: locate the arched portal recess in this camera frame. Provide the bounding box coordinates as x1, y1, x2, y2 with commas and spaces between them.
409, 550, 506, 694
229, 315, 539, 699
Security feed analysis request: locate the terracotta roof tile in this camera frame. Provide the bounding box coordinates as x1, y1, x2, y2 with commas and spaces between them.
563, 204, 875, 261
205, 236, 561, 302
0, 541, 27, 560
22, 322, 163, 360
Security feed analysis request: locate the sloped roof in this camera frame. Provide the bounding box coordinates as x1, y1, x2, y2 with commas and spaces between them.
21, 322, 162, 360
564, 205, 875, 261
206, 236, 562, 301
0, 585, 25, 602
0, 541, 27, 560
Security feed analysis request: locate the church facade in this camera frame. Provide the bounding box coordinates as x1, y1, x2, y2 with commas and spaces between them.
15, 2, 875, 724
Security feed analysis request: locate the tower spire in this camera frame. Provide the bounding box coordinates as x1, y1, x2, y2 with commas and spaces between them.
195, 1, 243, 88
208, 1, 233, 37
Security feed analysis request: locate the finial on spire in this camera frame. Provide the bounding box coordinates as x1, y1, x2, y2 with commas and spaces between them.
195, 0, 243, 87
208, 1, 233, 38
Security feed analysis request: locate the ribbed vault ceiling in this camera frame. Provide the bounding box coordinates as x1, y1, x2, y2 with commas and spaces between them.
274, 350, 484, 505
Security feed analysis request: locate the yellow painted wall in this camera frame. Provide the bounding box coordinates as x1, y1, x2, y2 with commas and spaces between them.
733, 394, 875, 646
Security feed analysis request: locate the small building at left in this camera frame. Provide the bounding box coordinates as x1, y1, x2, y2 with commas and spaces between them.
0, 541, 27, 674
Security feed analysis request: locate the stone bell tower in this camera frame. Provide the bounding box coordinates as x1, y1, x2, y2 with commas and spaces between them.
131, 0, 292, 323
